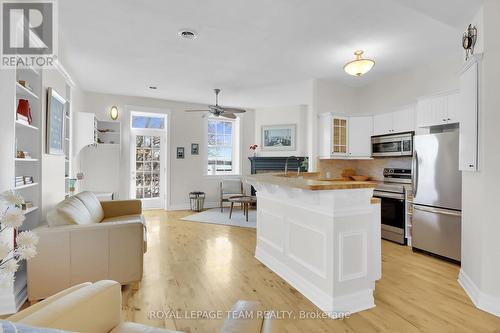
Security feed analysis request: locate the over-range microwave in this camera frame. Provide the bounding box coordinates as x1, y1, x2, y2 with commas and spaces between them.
371, 132, 414, 157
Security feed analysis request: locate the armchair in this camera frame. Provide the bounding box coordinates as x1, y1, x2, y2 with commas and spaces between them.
219, 179, 244, 212
28, 192, 146, 302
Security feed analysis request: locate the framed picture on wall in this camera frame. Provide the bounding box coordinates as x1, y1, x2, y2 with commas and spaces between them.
261, 124, 296, 151
46, 88, 67, 155
176, 147, 185, 159
191, 143, 199, 155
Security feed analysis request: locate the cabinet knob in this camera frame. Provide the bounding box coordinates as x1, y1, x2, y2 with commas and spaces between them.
448, 118, 451, 121
469, 164, 474, 168
443, 119, 447, 122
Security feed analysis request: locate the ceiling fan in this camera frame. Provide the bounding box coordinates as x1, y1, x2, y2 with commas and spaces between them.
185, 89, 246, 119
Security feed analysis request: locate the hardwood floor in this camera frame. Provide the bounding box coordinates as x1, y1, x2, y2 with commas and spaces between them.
122, 210, 500, 333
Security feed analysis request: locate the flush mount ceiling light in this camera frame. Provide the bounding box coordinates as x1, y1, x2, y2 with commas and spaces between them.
110, 106, 119, 120
343, 50, 375, 77
178, 29, 198, 40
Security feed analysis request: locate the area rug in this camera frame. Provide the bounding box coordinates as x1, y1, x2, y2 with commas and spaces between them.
181, 208, 256, 229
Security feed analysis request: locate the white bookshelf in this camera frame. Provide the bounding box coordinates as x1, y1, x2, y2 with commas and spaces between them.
8, 65, 43, 313
96, 120, 121, 145
64, 85, 73, 198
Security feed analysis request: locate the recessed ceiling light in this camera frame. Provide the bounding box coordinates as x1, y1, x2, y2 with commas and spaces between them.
149, 86, 158, 90
178, 29, 198, 40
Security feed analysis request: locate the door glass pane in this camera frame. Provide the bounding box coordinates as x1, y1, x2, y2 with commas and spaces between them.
135, 135, 161, 199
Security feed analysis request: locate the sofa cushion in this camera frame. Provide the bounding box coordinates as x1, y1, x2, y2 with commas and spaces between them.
110, 322, 184, 333
8, 283, 92, 322
56, 196, 94, 225
0, 321, 72, 332
75, 191, 104, 223
102, 214, 144, 224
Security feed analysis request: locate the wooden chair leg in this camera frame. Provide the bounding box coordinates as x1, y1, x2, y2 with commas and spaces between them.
220, 200, 223, 212
229, 202, 234, 219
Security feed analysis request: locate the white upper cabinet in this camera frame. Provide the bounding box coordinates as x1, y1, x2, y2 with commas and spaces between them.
373, 107, 414, 136
348, 116, 373, 157
318, 114, 372, 159
75, 112, 96, 155
446, 93, 461, 124
373, 113, 393, 136
392, 107, 415, 133
458, 59, 479, 172
416, 92, 460, 127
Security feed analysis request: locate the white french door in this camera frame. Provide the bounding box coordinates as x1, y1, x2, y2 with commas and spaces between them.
131, 130, 165, 209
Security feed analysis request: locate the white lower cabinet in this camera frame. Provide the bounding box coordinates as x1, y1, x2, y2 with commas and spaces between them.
318, 113, 372, 159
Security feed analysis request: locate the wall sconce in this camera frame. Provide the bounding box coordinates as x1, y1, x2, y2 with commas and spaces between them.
110, 106, 119, 120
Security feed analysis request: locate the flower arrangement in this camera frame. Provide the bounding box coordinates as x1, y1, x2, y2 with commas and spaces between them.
0, 190, 38, 287
249, 144, 258, 157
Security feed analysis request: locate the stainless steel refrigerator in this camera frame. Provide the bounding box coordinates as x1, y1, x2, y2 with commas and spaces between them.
412, 131, 462, 262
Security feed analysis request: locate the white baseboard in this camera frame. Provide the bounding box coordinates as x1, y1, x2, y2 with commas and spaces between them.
458, 269, 500, 317
167, 201, 221, 211
255, 247, 374, 316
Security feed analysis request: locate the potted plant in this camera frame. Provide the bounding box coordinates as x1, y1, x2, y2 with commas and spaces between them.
0, 190, 38, 287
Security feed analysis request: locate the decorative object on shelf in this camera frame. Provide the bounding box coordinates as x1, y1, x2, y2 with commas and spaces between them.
344, 50, 375, 77
20, 201, 33, 211
110, 106, 119, 120
16, 151, 31, 159
46, 88, 67, 155
176, 147, 185, 159
462, 24, 477, 60
261, 124, 296, 151
15, 176, 33, 187
16, 99, 32, 124
0, 190, 39, 287
249, 144, 258, 157
300, 157, 309, 172
191, 143, 199, 155
17, 80, 32, 91
68, 179, 77, 196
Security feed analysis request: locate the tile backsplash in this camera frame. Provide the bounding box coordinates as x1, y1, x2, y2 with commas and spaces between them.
317, 157, 412, 181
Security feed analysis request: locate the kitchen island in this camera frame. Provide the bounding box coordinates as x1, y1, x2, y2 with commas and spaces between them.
245, 173, 381, 317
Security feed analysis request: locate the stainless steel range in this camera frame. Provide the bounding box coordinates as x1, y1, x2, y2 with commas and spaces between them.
373, 168, 412, 245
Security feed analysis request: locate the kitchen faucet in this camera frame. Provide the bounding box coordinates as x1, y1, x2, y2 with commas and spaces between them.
284, 156, 300, 176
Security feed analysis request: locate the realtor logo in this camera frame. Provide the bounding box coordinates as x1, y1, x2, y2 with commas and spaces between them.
1, 0, 57, 68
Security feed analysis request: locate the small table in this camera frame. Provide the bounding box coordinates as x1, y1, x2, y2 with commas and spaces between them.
228, 195, 257, 222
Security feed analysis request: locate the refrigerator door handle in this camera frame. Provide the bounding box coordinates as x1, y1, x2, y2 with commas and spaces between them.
412, 151, 419, 197
413, 205, 462, 217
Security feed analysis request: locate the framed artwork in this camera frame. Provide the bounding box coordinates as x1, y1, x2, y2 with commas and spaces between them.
191, 143, 199, 155
261, 124, 296, 151
46, 88, 66, 155
176, 147, 185, 159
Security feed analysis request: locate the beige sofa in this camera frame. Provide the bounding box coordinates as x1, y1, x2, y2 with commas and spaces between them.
8, 280, 281, 333
28, 192, 146, 301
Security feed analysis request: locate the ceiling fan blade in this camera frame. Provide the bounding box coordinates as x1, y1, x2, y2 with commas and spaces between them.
222, 107, 246, 114
185, 110, 210, 112
221, 113, 237, 119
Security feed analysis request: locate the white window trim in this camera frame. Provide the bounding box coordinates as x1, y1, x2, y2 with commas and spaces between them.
204, 116, 242, 177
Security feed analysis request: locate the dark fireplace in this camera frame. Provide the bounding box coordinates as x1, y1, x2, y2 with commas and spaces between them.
248, 156, 307, 195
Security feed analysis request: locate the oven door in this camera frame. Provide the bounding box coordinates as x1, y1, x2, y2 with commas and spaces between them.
374, 191, 406, 244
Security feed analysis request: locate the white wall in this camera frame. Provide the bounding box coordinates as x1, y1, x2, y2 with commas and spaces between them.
40, 69, 70, 220
461, 1, 500, 317
355, 56, 462, 116
75, 91, 255, 209
254, 105, 308, 157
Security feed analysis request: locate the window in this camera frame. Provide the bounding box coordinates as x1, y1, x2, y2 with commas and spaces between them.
132, 115, 165, 129
207, 118, 239, 175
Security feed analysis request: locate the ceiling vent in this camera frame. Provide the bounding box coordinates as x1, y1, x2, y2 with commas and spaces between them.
178, 29, 198, 40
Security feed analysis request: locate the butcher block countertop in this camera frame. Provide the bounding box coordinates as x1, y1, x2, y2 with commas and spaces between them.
245, 172, 377, 191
